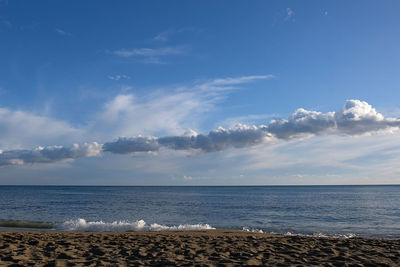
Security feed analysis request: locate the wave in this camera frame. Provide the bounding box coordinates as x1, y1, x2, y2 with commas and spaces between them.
0, 218, 356, 238
284, 232, 357, 239
58, 218, 215, 232
242, 227, 356, 239
0, 220, 55, 229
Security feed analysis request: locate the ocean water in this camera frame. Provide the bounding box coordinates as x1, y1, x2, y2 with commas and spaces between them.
0, 185, 399, 238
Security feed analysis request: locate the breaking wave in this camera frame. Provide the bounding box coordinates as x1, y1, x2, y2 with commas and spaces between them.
58, 218, 215, 232
242, 227, 356, 239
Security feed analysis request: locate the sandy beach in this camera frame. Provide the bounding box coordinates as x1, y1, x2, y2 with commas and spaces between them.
0, 230, 399, 266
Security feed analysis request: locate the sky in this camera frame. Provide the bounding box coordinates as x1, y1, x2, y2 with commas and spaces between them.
0, 0, 400, 185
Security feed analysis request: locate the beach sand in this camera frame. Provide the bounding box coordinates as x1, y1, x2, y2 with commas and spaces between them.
0, 230, 399, 266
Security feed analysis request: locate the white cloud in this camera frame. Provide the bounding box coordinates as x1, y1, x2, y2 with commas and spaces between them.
0, 107, 83, 149
103, 100, 400, 156
103, 124, 274, 154
218, 114, 279, 128
285, 8, 295, 21
153, 28, 199, 42
112, 47, 185, 57
111, 46, 186, 64
0, 142, 102, 167
153, 30, 173, 42
206, 75, 274, 86
183, 175, 193, 181
233, 130, 400, 184
91, 75, 272, 141
55, 28, 72, 36
267, 100, 400, 139
108, 74, 131, 81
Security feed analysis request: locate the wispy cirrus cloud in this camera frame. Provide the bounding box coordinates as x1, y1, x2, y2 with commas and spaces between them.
112, 47, 185, 57
153, 30, 174, 42
111, 46, 186, 64
285, 8, 295, 22
1, 73, 399, 171
90, 75, 272, 140
55, 28, 72, 36
153, 28, 199, 42
108, 74, 131, 81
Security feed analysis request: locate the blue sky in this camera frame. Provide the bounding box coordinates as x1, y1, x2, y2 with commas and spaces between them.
0, 0, 400, 185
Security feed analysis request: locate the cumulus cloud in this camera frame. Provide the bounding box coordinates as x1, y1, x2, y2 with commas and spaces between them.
334, 100, 400, 134
104, 124, 273, 154
267, 109, 335, 139
268, 100, 400, 139
103, 137, 160, 154
0, 143, 102, 167
103, 100, 400, 155
1, 97, 399, 168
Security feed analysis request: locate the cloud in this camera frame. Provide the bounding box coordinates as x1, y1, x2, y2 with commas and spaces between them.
108, 74, 131, 81
90, 75, 272, 141
268, 100, 400, 139
103, 137, 160, 154
104, 124, 273, 154
103, 100, 400, 155
334, 100, 399, 134
55, 28, 72, 36
0, 74, 271, 154
285, 8, 295, 21
183, 175, 192, 181
111, 46, 186, 64
1, 69, 398, 172
153, 28, 199, 42
0, 143, 102, 167
0, 107, 83, 149
112, 47, 185, 57
153, 30, 173, 42
218, 114, 278, 128
206, 75, 274, 86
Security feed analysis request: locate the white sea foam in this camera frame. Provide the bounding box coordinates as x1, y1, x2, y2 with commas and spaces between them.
242, 227, 356, 239
284, 231, 357, 239
58, 218, 215, 232
242, 227, 264, 233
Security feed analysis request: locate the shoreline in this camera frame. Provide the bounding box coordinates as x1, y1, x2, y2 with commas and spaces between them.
1, 230, 399, 266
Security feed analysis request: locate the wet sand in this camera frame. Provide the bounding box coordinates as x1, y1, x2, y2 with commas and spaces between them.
0, 230, 399, 266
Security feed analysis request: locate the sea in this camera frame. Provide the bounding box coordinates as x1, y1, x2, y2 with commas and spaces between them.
0, 185, 399, 238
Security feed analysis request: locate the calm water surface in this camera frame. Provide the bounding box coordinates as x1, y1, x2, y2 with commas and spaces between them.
0, 185, 399, 238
